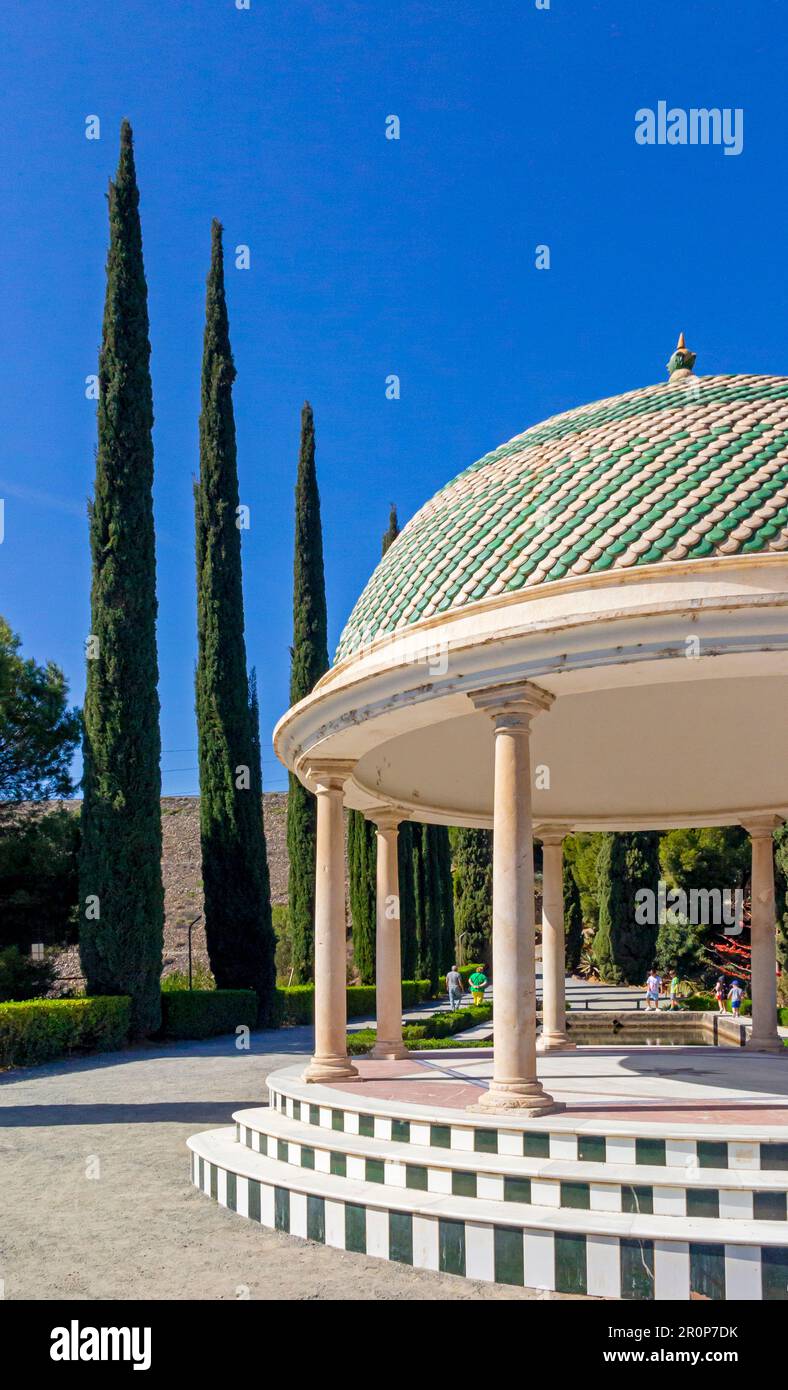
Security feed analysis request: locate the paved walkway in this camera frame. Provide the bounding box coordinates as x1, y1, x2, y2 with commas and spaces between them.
0, 1029, 570, 1301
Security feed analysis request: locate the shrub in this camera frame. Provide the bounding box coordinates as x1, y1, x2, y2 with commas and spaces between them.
161, 962, 216, 992
347, 1002, 491, 1054
0, 996, 130, 1067
0, 944, 57, 1001
159, 989, 258, 1040
680, 992, 751, 1016
275, 979, 432, 1027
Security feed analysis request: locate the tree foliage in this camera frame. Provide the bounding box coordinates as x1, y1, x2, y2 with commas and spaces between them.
0, 808, 80, 952
348, 811, 376, 983
594, 831, 661, 984
194, 220, 276, 1018
0, 618, 80, 813
660, 827, 749, 896
286, 403, 329, 982
452, 828, 492, 964
79, 121, 164, 1037
563, 857, 583, 974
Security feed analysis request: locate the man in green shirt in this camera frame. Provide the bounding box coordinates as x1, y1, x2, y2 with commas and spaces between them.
469, 966, 488, 1006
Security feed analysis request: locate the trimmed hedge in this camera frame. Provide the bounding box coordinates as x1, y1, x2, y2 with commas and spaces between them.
682, 993, 752, 1016
159, 989, 259, 1040
0, 996, 131, 1068
276, 979, 432, 1027
347, 1003, 492, 1055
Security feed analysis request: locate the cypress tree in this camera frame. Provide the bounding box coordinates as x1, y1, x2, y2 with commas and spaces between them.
563, 858, 583, 974
382, 503, 399, 555
594, 831, 660, 983
412, 824, 431, 985
594, 834, 624, 983
411, 824, 455, 990
80, 121, 164, 1037
287, 403, 329, 982
348, 811, 376, 983
399, 825, 417, 978
433, 824, 456, 974
194, 220, 275, 1017
380, 501, 421, 981
347, 505, 403, 982
453, 828, 493, 964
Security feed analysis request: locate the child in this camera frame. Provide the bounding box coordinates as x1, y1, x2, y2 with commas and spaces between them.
645, 967, 662, 1012
714, 976, 727, 1014
728, 979, 744, 1017
668, 969, 680, 1011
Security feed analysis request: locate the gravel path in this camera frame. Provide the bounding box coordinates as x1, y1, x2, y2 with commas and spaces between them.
0, 1029, 577, 1302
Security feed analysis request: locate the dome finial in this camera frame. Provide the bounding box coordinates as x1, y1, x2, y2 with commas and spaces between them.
667, 331, 696, 380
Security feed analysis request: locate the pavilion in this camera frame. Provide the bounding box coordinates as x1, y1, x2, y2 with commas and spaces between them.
189, 341, 788, 1299
273, 335, 788, 1111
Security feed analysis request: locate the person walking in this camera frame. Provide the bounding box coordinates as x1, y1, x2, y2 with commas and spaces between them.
468, 964, 488, 1007
714, 976, 727, 1014
668, 968, 680, 1011
445, 964, 464, 1011
645, 967, 662, 1012
728, 978, 744, 1018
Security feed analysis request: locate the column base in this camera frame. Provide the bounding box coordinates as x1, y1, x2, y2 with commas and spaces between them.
302, 1055, 359, 1084
369, 1040, 410, 1061
536, 1032, 576, 1053
467, 1080, 565, 1117
745, 1036, 785, 1055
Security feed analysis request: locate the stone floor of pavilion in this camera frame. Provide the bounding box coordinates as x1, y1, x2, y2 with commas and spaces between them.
325, 1047, 788, 1133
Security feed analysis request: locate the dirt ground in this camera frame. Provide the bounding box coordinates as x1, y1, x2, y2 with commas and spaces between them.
0, 1028, 577, 1301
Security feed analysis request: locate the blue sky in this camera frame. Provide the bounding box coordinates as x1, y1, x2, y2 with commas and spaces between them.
0, 0, 785, 793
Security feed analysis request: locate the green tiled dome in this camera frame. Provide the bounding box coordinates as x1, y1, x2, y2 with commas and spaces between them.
336, 375, 788, 663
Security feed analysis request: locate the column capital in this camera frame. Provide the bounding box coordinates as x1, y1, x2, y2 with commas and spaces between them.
536, 824, 567, 846
364, 804, 405, 831
740, 814, 783, 839
469, 679, 554, 725
299, 757, 356, 793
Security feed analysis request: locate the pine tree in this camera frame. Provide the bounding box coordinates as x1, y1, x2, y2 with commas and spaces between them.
452, 828, 492, 964
287, 403, 329, 981
79, 121, 164, 1037
194, 221, 276, 1017
563, 858, 583, 974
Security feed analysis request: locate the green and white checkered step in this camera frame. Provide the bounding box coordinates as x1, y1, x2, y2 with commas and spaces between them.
235, 1107, 788, 1225
267, 1082, 788, 1173
187, 1128, 788, 1300
336, 375, 788, 662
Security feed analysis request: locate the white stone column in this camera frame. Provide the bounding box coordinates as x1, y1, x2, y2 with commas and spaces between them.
468, 683, 563, 1116
743, 817, 782, 1054
368, 808, 409, 1060
536, 828, 575, 1053
302, 761, 358, 1083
